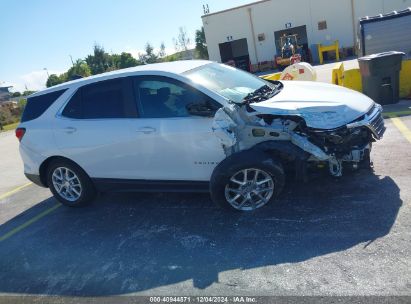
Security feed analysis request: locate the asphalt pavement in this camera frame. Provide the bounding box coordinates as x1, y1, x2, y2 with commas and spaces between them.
0, 131, 27, 194
0, 65, 410, 300
0, 112, 410, 298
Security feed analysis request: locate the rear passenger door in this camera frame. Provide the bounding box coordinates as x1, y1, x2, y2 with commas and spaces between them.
54, 78, 138, 179
128, 75, 226, 181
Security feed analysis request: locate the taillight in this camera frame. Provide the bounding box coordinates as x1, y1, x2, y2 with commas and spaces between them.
15, 128, 26, 142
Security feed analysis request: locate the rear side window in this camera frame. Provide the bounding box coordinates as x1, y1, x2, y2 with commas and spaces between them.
21, 89, 67, 122
62, 90, 82, 118
62, 78, 137, 119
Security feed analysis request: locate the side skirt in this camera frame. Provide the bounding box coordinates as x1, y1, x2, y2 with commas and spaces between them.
92, 178, 210, 193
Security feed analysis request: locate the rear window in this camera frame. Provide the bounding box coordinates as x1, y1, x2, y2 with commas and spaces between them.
21, 89, 67, 122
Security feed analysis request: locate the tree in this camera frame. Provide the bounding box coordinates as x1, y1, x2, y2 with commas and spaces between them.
45, 45, 143, 87
17, 98, 27, 115
85, 44, 113, 75
195, 27, 209, 59
146, 43, 158, 64
46, 74, 62, 87
173, 27, 192, 60
158, 42, 167, 60
12, 92, 21, 97
46, 73, 68, 87
112, 52, 140, 69
139, 43, 158, 64
67, 59, 92, 80
117, 52, 140, 69
167, 54, 180, 62
22, 90, 36, 96
174, 27, 191, 52
18, 98, 27, 109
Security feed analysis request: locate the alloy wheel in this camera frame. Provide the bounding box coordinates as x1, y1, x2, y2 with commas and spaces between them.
51, 167, 82, 202
224, 168, 274, 211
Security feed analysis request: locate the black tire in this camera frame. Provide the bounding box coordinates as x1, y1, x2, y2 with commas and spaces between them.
47, 159, 96, 207
210, 150, 285, 211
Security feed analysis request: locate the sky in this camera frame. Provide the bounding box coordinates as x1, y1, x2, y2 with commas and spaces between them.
0, 0, 253, 92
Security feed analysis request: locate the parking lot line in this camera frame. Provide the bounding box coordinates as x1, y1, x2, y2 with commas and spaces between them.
390, 116, 411, 144
0, 203, 61, 242
0, 182, 32, 201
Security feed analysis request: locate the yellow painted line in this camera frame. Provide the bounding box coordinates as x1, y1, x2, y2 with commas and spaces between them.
0, 182, 33, 201
383, 110, 411, 118
0, 204, 61, 242
390, 116, 411, 143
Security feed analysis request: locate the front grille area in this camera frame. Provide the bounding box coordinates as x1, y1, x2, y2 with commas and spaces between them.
368, 110, 386, 139
346, 104, 386, 140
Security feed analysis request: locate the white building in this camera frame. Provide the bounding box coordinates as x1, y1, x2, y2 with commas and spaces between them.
202, 0, 411, 70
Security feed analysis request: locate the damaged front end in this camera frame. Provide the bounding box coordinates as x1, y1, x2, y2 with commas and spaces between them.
212, 99, 385, 178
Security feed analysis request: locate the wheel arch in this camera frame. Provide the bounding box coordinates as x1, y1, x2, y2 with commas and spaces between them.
210, 147, 286, 211
212, 140, 309, 187
39, 156, 86, 187
250, 140, 311, 182
250, 140, 308, 162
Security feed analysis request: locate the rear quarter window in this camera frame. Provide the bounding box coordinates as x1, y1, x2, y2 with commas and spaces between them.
21, 89, 67, 122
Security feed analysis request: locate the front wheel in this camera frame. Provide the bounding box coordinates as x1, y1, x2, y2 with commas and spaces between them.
210, 151, 285, 211
224, 168, 276, 211
47, 159, 96, 207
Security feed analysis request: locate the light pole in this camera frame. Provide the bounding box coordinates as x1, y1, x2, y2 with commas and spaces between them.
43, 68, 50, 78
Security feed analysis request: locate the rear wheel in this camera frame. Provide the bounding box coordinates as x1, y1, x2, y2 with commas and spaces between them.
47, 159, 96, 207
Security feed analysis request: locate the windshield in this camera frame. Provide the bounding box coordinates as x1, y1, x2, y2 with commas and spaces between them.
184, 63, 277, 104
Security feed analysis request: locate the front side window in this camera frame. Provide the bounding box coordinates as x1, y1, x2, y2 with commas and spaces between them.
184, 62, 275, 103
62, 78, 137, 119
133, 76, 220, 118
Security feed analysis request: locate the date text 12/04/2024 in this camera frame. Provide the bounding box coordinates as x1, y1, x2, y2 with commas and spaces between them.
149, 296, 257, 303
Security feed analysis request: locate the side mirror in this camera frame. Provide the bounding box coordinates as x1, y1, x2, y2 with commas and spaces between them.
186, 102, 216, 117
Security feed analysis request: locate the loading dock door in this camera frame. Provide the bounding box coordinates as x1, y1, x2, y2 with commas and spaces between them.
274, 25, 309, 62
360, 9, 411, 56
219, 38, 250, 71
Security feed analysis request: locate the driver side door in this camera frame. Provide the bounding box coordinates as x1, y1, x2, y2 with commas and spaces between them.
128, 75, 226, 181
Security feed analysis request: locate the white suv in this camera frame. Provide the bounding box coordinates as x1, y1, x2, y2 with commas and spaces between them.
17, 60, 385, 211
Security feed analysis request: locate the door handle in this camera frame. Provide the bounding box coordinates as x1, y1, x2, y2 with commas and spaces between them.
136, 127, 156, 134
63, 127, 77, 134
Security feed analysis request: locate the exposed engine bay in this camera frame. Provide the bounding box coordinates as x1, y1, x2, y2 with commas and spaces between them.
212, 84, 386, 178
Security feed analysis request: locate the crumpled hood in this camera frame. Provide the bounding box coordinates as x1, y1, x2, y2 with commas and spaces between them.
250, 81, 375, 129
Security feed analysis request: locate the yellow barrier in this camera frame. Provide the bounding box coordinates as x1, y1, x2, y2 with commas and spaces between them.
317, 40, 340, 65
400, 60, 411, 99
331, 62, 344, 85
261, 72, 281, 81
342, 69, 362, 92
335, 59, 410, 98
262, 59, 410, 99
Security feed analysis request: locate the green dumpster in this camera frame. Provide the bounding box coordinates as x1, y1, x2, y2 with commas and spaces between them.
358, 51, 404, 104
